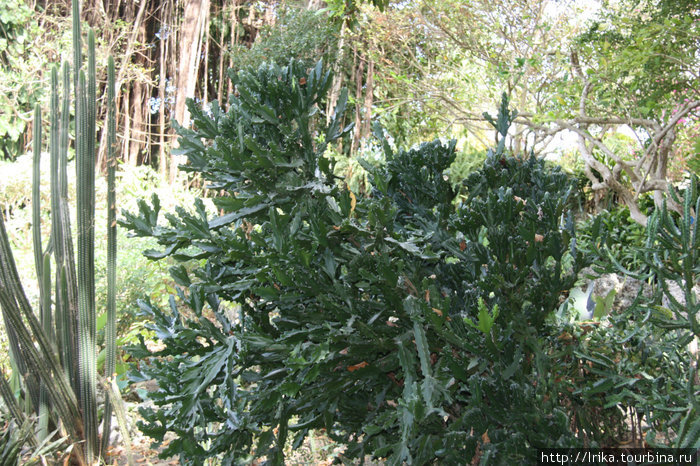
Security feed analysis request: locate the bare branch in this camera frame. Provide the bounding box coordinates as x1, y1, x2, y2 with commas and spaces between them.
573, 115, 659, 129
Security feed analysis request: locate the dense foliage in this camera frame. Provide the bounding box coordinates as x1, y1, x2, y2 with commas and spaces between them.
123, 61, 599, 464
0, 0, 39, 160
230, 6, 337, 73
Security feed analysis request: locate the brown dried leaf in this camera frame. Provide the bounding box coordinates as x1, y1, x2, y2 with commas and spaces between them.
347, 361, 369, 372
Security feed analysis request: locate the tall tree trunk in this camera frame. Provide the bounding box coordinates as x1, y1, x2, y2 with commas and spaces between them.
122, 90, 131, 164
172, 0, 211, 183
96, 0, 147, 171
226, 0, 244, 100
158, 0, 171, 178
264, 1, 275, 26
202, 11, 211, 103
129, 81, 145, 166
217, 10, 227, 105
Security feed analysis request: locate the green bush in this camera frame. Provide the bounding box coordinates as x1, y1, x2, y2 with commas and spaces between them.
0, 0, 39, 161
588, 177, 699, 448
578, 204, 648, 272
124, 61, 589, 464
229, 6, 338, 73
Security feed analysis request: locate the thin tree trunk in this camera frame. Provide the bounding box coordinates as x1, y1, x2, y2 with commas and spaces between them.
129, 81, 145, 166
202, 7, 211, 103
327, 20, 347, 124
361, 58, 374, 141
264, 1, 275, 26
96, 0, 147, 171
653, 130, 675, 209
158, 1, 170, 178
217, 12, 227, 104
351, 56, 365, 154
122, 90, 130, 164
228, 0, 239, 99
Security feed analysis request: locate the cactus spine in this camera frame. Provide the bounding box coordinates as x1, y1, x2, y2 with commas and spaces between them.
0, 1, 118, 463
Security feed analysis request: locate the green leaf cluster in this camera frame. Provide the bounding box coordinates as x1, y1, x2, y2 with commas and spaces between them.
575, 0, 699, 118
229, 6, 338, 74
124, 61, 588, 464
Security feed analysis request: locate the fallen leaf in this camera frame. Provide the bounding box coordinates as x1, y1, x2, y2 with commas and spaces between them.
348, 361, 369, 372
558, 332, 572, 341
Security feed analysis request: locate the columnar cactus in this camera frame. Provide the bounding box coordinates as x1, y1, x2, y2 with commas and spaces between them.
0, 1, 118, 463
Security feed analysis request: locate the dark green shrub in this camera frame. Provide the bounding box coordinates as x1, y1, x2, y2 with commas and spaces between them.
124, 62, 587, 464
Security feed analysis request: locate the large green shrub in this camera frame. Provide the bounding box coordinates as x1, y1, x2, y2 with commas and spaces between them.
124, 61, 587, 464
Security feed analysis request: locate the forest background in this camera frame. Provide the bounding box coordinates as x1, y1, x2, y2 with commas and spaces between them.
1, 0, 698, 207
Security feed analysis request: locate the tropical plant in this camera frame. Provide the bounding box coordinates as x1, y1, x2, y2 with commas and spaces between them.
619, 176, 699, 448
571, 174, 699, 449
0, 1, 118, 463
123, 61, 591, 464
